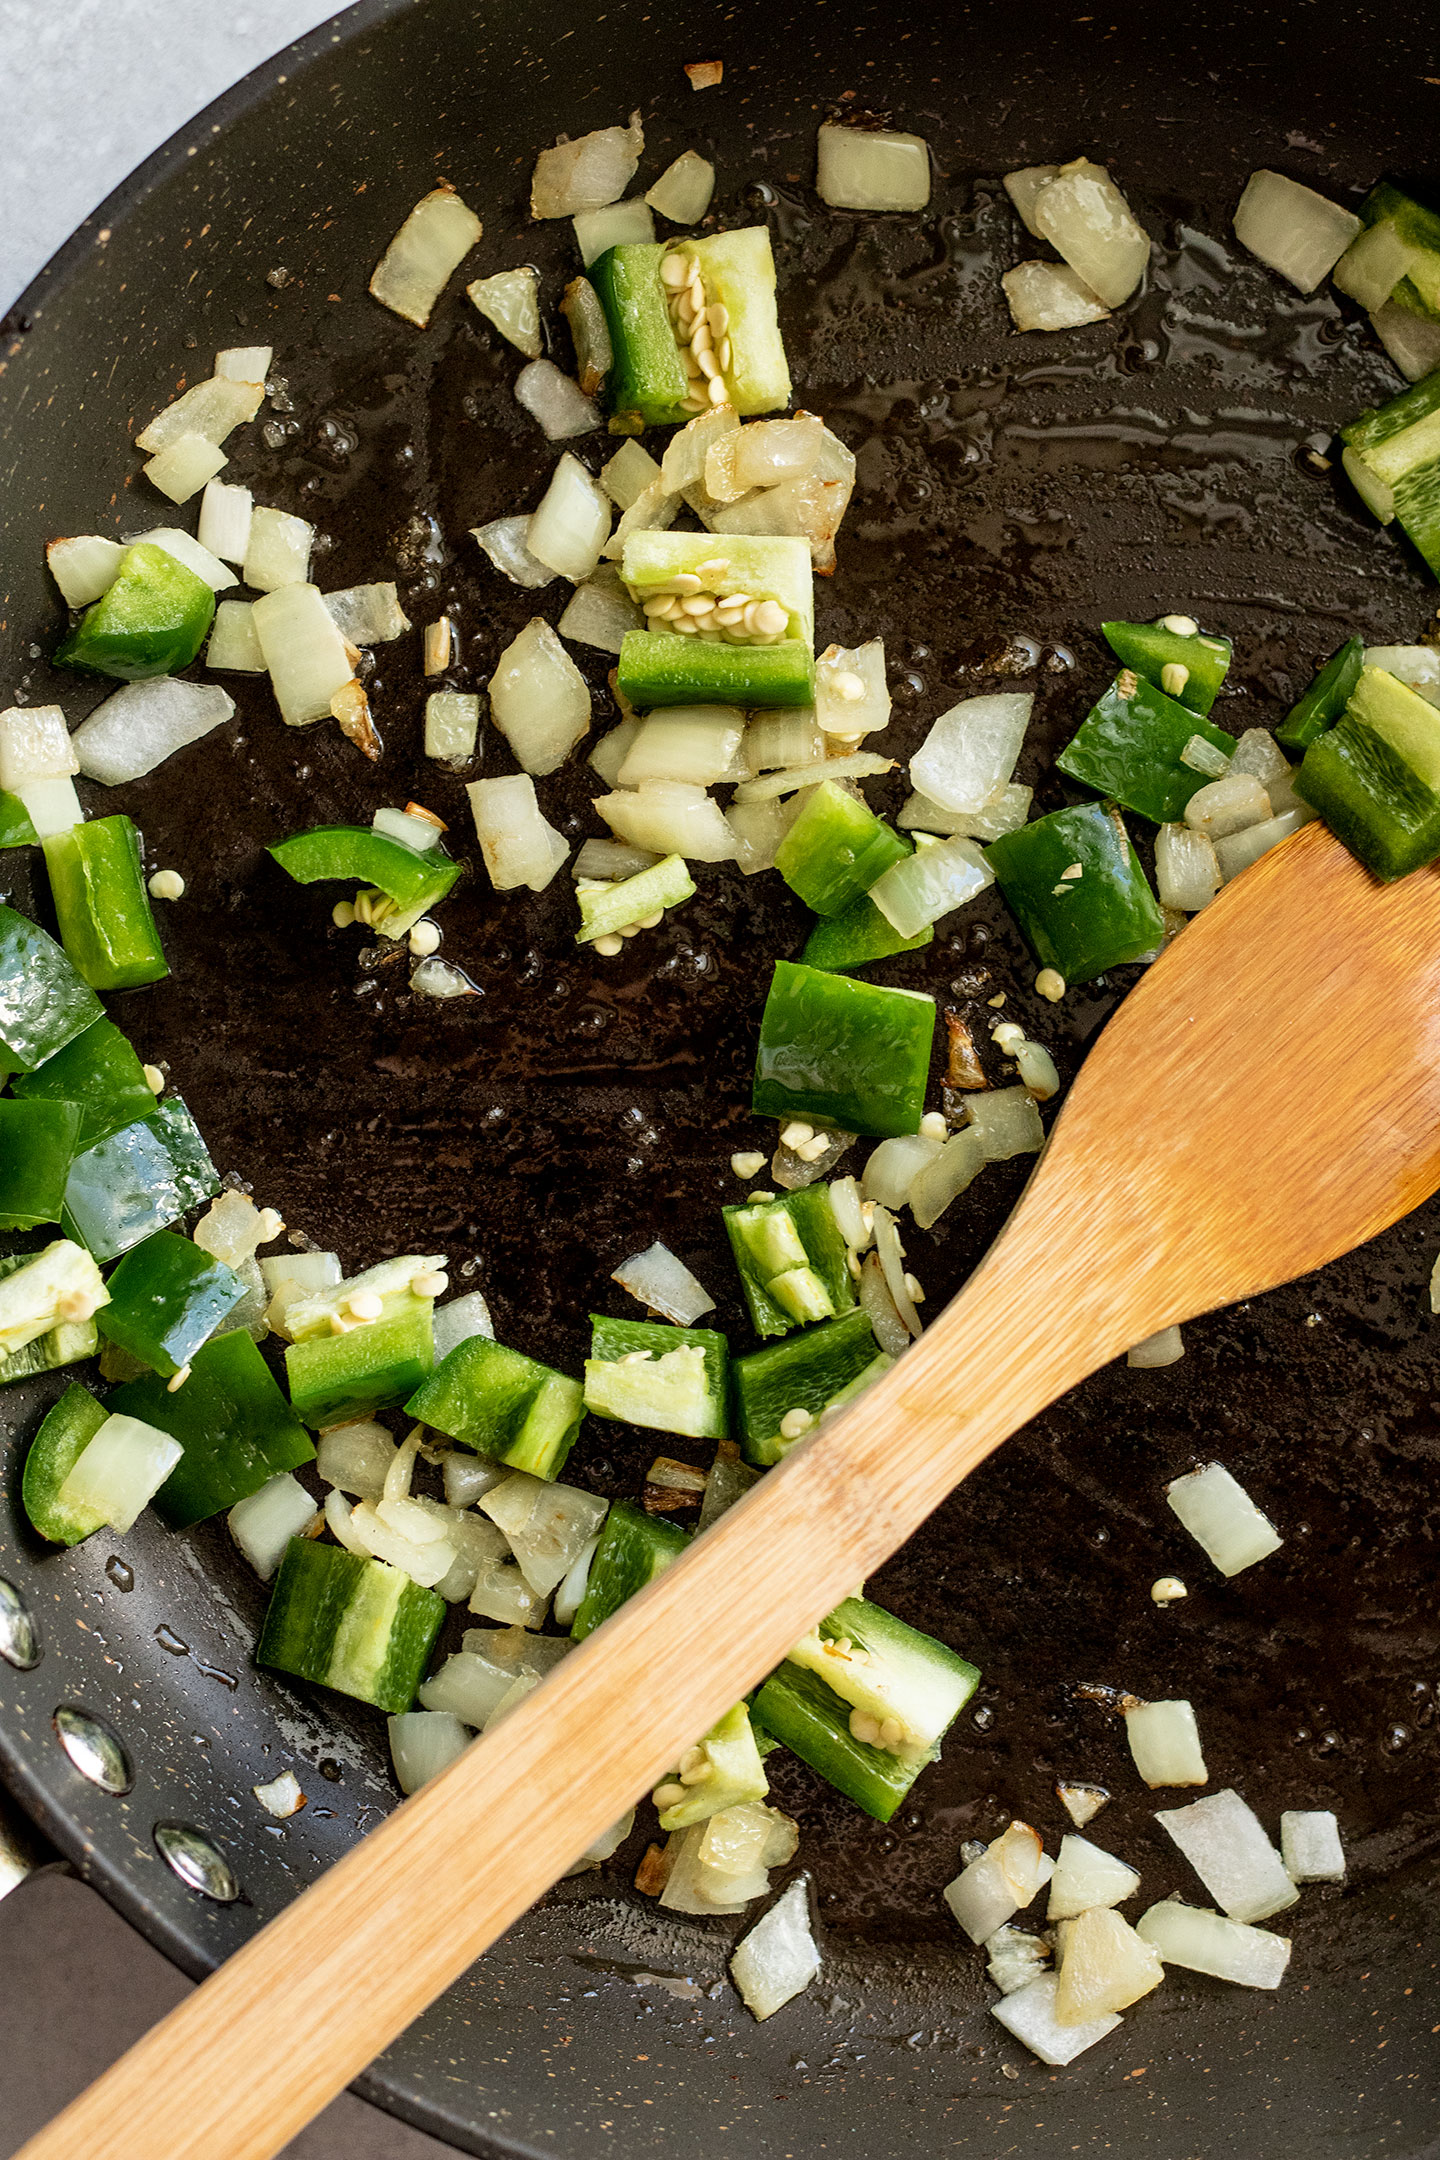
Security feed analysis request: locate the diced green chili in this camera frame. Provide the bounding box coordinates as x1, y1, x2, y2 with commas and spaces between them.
109, 1329, 315, 1527
584, 1314, 729, 1439
576, 853, 695, 944
406, 1335, 585, 1479
1356, 180, 1440, 322
22, 1384, 111, 1544
12, 1017, 160, 1148
53, 541, 216, 682
61, 1095, 219, 1262
0, 905, 104, 1074
570, 1498, 689, 1640
269, 825, 461, 939
257, 1536, 445, 1715
752, 960, 935, 1139
589, 243, 692, 428
986, 801, 1164, 983
0, 1248, 102, 1388
773, 780, 909, 917
800, 894, 933, 973
285, 1293, 435, 1428
0, 793, 38, 850
0, 1099, 81, 1230
1056, 676, 1237, 823
43, 815, 168, 990
1295, 664, 1440, 880
1277, 635, 1364, 753
723, 1183, 855, 1340
1101, 618, 1232, 715
733, 1308, 888, 1465
96, 1228, 246, 1379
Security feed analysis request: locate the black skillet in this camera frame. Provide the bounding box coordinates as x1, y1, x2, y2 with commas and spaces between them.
3, 0, 1440, 2151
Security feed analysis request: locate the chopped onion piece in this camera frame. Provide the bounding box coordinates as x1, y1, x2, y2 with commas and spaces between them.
601, 477, 682, 560
227, 1472, 318, 1581
425, 692, 481, 766
47, 535, 125, 607
595, 781, 737, 861
1232, 169, 1360, 294
816, 124, 930, 213
70, 678, 233, 785
1333, 221, 1419, 312
260, 1251, 341, 1338
911, 693, 1032, 814
619, 706, 746, 787
323, 1487, 367, 1554
388, 1711, 470, 1795
1370, 299, 1440, 384
772, 1124, 853, 1192
1047, 1833, 1141, 1920
613, 1241, 716, 1326
1056, 1782, 1109, 1830
418, 1644, 528, 1729
871, 1206, 921, 1339
870, 834, 993, 939
1155, 822, 1219, 912
827, 1175, 872, 1253
730, 1878, 821, 2020
441, 1451, 508, 1509
986, 1925, 1052, 1996
732, 752, 893, 802
1280, 1809, 1344, 1883
965, 1086, 1043, 1161
746, 710, 824, 773
1124, 1698, 1207, 1788
370, 183, 482, 326
588, 714, 642, 788
1213, 808, 1313, 882
373, 805, 442, 853
1033, 159, 1150, 308
432, 1291, 494, 1360
215, 345, 272, 383
707, 415, 824, 501
412, 961, 479, 1004
1127, 1324, 1185, 1369
252, 1769, 307, 1818
573, 198, 655, 266
244, 506, 313, 593
468, 774, 570, 892
126, 525, 235, 592
489, 617, 591, 774
466, 267, 542, 357
480, 1474, 608, 1597
573, 837, 660, 880
526, 452, 611, 579
908, 1127, 987, 1231
553, 1534, 601, 1632
1003, 261, 1110, 332
197, 479, 253, 567
1156, 1789, 1297, 1923
57, 1413, 182, 1535
252, 583, 353, 728
814, 639, 890, 738
0, 706, 77, 791
349, 1497, 457, 1587
557, 564, 643, 653
146, 422, 226, 498
944, 1823, 1051, 1942
686, 59, 723, 90
861, 1135, 943, 1211
992, 1973, 1120, 2065
531, 114, 644, 220
899, 783, 1032, 841
1003, 165, 1060, 236
1054, 1905, 1163, 2025
315, 1420, 398, 1498
1136, 1900, 1290, 1988
324, 583, 410, 646
1181, 734, 1230, 778
646, 151, 716, 225
1165, 1462, 1281, 1576
600, 439, 662, 512
516, 358, 602, 441
135, 377, 264, 455
469, 1553, 549, 1629
728, 794, 801, 875
471, 515, 556, 590
1183, 773, 1270, 840
856, 1250, 909, 1355
207, 602, 264, 674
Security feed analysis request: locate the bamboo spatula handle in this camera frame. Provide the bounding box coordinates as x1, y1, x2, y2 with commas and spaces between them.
17, 1206, 1125, 2160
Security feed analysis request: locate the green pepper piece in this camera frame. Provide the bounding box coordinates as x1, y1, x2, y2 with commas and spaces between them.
570, 1498, 688, 1640
405, 1334, 585, 1479
733, 1309, 888, 1466
0, 793, 38, 850
1277, 635, 1364, 753
43, 815, 168, 990
268, 824, 461, 939
1357, 181, 1440, 321
1295, 665, 1440, 881
616, 631, 815, 709
0, 1249, 101, 1387
22, 1384, 111, 1544
257, 1537, 445, 1715
53, 541, 216, 682
576, 852, 695, 944
584, 1313, 730, 1439
773, 780, 909, 917
1100, 619, 1233, 715
590, 243, 692, 428
96, 1228, 246, 1379
1056, 676, 1237, 823
752, 1661, 919, 1819
656, 1701, 769, 1829
1339, 368, 1440, 572
0, 1099, 80, 1230
800, 894, 933, 973
689, 228, 791, 417
0, 905, 104, 1074
723, 1183, 856, 1340
12, 1017, 160, 1149
61, 1094, 219, 1263
988, 801, 1163, 983
753, 959, 935, 1140
286, 1293, 435, 1428
108, 1329, 315, 1527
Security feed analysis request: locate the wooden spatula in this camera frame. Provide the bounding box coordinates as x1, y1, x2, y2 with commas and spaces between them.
21, 822, 1440, 2160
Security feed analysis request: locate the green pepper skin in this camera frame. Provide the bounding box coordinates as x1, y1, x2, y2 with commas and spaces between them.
287, 1294, 435, 1429
257, 1537, 445, 1715
733, 1309, 885, 1466
0, 1098, 81, 1231
12, 1017, 160, 1150
1100, 620, 1232, 715
773, 780, 909, 917
0, 905, 104, 1074
1278, 635, 1364, 753
616, 630, 815, 711
723, 1183, 856, 1340
61, 1095, 219, 1263
589, 243, 692, 427
988, 801, 1164, 983
585, 1312, 730, 1438
1057, 678, 1237, 823
109, 1329, 315, 1527
570, 1499, 688, 1640
22, 1384, 110, 1544
753, 960, 936, 1140
800, 895, 933, 973
268, 825, 461, 914
405, 1334, 584, 1479
1295, 666, 1440, 881
752, 1661, 918, 1820
43, 815, 169, 990
0, 1251, 99, 1387
1356, 179, 1440, 321
0, 793, 38, 850
96, 1228, 246, 1379
53, 542, 216, 682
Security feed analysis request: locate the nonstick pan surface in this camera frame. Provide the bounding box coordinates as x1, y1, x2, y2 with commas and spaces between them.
2, 1, 1440, 2153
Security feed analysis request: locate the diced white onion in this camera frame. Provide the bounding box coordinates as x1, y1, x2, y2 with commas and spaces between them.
244, 506, 314, 593
197, 479, 253, 567
1124, 1697, 1207, 1788
428, 1509, 508, 1601
1280, 1809, 1345, 1882
0, 706, 77, 791
324, 583, 410, 646
1232, 169, 1361, 294
869, 834, 993, 938
707, 414, 824, 501
595, 781, 737, 861
746, 710, 824, 773
411, 957, 478, 999
1047, 1833, 1141, 1920
373, 804, 442, 852
619, 706, 746, 787
126, 525, 234, 591
1333, 221, 1419, 311
1165, 1461, 1281, 1576
70, 677, 233, 785
424, 692, 480, 766
469, 1553, 549, 1629
613, 1240, 716, 1325
646, 151, 716, 225
1002, 261, 1110, 332
349, 1497, 456, 1586
1155, 822, 1219, 912
661, 404, 742, 495
601, 476, 683, 561
1155, 1789, 1297, 1923
965, 1086, 1043, 1161
47, 535, 125, 607
910, 693, 1032, 814
573, 198, 655, 265
315, 1420, 398, 1498
515, 359, 602, 442
1183, 773, 1270, 840
856, 1250, 910, 1354
1127, 1324, 1185, 1369
466, 268, 542, 357
871, 1206, 921, 1339
814, 640, 890, 737
1181, 734, 1230, 779
1003, 165, 1061, 237
1054, 1905, 1163, 2025
252, 583, 353, 727
827, 1175, 872, 1253
728, 794, 801, 875
861, 1135, 943, 1211
1033, 159, 1150, 307
226, 1472, 318, 1581
732, 752, 893, 802
588, 715, 643, 787
489, 616, 591, 774
899, 783, 1032, 841
57, 1413, 182, 1535
573, 837, 660, 880
1370, 298, 1440, 384
440, 1454, 507, 1511
369, 184, 482, 326
251, 1768, 306, 1818
1136, 1900, 1290, 1988
418, 1649, 518, 1728
432, 1291, 494, 1359
729, 1877, 821, 2020
259, 1251, 341, 1338
600, 439, 662, 512
388, 1710, 471, 1795
14, 776, 81, 838
944, 1822, 1050, 1942
215, 345, 272, 383
527, 452, 611, 579
531, 114, 644, 219
468, 773, 570, 890
472, 514, 557, 589
480, 1475, 607, 1598
135, 377, 263, 455
991, 1973, 1121, 2065
816, 124, 931, 213
557, 565, 643, 653
906, 1128, 985, 1231
143, 434, 228, 503
207, 601, 265, 674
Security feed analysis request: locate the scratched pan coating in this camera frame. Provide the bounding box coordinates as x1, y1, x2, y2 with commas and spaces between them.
2, 0, 1440, 2152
